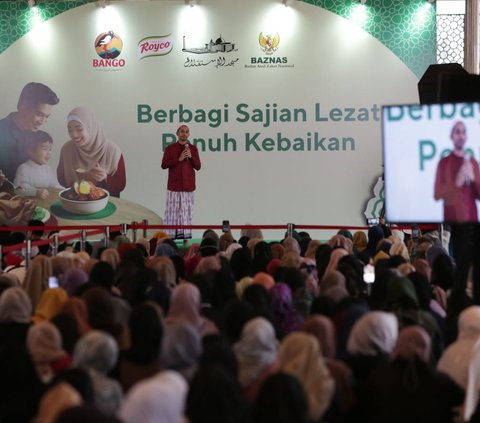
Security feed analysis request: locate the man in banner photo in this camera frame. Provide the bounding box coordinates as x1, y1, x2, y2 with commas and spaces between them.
434, 120, 480, 222
0, 82, 59, 191
161, 125, 201, 240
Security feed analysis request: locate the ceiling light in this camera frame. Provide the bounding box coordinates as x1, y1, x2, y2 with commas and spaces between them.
28, 0, 36, 8
185, 0, 198, 6
283, 0, 296, 6
359, 0, 367, 4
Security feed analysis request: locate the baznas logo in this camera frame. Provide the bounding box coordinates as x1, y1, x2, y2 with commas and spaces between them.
94, 31, 123, 59
259, 32, 279, 55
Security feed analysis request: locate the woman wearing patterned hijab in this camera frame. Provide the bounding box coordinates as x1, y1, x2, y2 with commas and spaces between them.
57, 107, 125, 197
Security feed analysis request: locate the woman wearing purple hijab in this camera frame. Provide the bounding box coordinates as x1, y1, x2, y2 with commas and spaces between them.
269, 283, 303, 336
60, 268, 88, 296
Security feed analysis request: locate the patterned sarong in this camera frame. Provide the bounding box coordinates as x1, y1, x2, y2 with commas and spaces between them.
163, 191, 194, 239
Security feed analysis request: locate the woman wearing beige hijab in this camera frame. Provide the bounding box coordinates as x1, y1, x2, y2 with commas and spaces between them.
35, 382, 82, 423
27, 321, 71, 383
438, 305, 480, 390
279, 331, 335, 421
57, 107, 125, 197
23, 255, 52, 309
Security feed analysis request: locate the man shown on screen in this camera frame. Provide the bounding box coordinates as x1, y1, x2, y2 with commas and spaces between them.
434, 120, 480, 222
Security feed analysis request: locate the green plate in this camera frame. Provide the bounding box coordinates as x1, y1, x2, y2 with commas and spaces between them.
50, 201, 117, 220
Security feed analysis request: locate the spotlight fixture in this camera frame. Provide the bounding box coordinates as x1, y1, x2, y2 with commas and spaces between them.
359, 0, 367, 4
185, 0, 198, 6
426, 0, 435, 3
98, 0, 107, 8
283, 0, 296, 6
28, 0, 36, 8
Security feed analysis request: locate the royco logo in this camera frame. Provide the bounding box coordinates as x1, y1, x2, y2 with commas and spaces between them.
137, 34, 174, 60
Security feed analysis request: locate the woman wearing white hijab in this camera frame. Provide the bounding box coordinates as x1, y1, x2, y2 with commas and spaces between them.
0, 286, 32, 324
346, 311, 399, 357
119, 370, 188, 423
57, 106, 125, 197
344, 311, 399, 422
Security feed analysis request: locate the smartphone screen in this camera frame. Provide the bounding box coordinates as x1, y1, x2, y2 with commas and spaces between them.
48, 276, 59, 289
222, 220, 230, 233
363, 264, 375, 284
412, 225, 420, 239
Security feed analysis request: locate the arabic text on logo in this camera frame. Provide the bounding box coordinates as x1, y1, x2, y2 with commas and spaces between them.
138, 35, 173, 60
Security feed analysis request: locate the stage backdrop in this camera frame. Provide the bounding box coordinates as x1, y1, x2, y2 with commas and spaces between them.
0, 0, 435, 238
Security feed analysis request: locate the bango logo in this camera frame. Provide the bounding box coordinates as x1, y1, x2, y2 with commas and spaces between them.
92, 31, 126, 69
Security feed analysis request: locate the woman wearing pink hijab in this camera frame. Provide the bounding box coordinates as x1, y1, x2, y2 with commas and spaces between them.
57, 106, 126, 197
167, 282, 218, 337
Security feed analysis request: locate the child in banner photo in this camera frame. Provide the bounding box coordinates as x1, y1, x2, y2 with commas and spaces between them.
14, 130, 64, 199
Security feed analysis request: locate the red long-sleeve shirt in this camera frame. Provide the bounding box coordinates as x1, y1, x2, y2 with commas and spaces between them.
434, 153, 480, 222
161, 142, 201, 192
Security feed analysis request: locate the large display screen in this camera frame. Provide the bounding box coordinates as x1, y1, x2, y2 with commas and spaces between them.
382, 103, 480, 223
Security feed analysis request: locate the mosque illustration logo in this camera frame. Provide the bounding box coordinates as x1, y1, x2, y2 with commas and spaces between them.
258, 33, 280, 55
94, 31, 123, 59
182, 34, 237, 54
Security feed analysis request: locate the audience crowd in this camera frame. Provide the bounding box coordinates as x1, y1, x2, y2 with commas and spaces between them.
0, 222, 477, 422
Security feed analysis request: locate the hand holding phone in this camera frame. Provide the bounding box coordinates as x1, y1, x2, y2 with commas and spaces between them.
411, 225, 420, 239
222, 220, 230, 233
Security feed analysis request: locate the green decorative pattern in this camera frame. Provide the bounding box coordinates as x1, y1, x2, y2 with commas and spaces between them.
0, 0, 436, 78
0, 1, 87, 54
303, 0, 436, 78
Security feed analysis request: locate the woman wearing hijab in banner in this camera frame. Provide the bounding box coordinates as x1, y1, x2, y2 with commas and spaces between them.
161, 125, 201, 240
57, 107, 126, 197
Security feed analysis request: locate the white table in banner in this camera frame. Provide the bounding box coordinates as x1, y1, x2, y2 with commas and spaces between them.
34, 188, 163, 229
